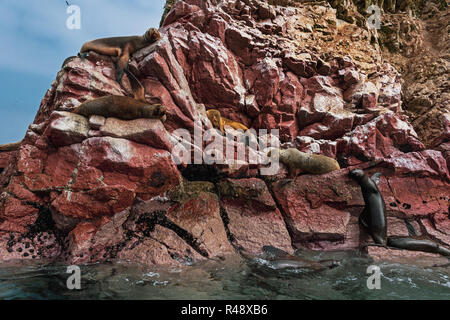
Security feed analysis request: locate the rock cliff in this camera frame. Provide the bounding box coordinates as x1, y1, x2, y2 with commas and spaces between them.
0, 0, 448, 266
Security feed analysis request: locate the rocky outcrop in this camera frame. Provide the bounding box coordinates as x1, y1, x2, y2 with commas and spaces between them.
0, 0, 448, 266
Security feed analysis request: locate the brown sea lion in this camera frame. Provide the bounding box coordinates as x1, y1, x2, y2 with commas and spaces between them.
268, 148, 340, 178
79, 28, 161, 83
0, 141, 22, 152
206, 109, 249, 134
349, 169, 387, 246
74, 95, 166, 121
124, 68, 146, 102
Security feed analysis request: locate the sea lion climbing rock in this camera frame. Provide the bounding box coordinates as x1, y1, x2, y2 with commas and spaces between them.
206, 109, 249, 134
350, 170, 450, 257
79, 28, 161, 83
349, 169, 387, 246
387, 237, 450, 257
268, 148, 340, 178
74, 96, 166, 121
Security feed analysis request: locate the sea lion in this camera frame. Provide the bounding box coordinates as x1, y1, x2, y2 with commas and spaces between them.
79, 28, 161, 83
262, 246, 339, 269
206, 109, 249, 135
249, 246, 340, 273
0, 141, 22, 152
74, 95, 166, 121
387, 237, 450, 257
123, 68, 146, 102
61, 55, 78, 69
349, 169, 387, 246
268, 148, 340, 178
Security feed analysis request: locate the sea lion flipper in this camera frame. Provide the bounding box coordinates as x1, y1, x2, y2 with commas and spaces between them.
359, 207, 370, 229
116, 46, 131, 84
370, 172, 382, 185
116, 62, 126, 84
124, 69, 146, 102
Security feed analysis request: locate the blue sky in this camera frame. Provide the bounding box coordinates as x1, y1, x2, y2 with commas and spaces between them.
0, 0, 166, 144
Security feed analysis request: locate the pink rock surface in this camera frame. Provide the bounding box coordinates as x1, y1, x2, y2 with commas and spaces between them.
0, 152, 14, 170
217, 178, 293, 254
0, 0, 448, 266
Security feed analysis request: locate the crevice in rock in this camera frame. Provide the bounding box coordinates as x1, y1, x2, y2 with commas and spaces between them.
26, 206, 58, 236
417, 218, 449, 247
212, 183, 242, 253
412, 175, 429, 205
162, 218, 210, 257
385, 176, 401, 205
263, 179, 297, 248
404, 219, 418, 236
135, 210, 209, 258
181, 164, 226, 183
322, 200, 355, 211
15, 205, 66, 258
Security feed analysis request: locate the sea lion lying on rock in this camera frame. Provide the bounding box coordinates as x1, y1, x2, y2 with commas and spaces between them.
268, 148, 340, 178
74, 68, 166, 121
79, 28, 161, 83
74, 96, 166, 121
206, 109, 249, 134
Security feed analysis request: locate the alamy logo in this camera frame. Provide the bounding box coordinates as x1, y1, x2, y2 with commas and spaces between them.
66, 5, 81, 30
366, 265, 381, 289
170, 121, 280, 176
66, 265, 81, 290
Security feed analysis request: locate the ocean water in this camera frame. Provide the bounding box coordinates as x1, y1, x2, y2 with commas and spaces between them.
0, 251, 449, 300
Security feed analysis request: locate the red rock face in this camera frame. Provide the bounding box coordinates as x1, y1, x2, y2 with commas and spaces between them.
0, 152, 14, 172
0, 0, 448, 265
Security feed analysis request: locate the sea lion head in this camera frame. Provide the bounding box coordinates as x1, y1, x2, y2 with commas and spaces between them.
349, 169, 365, 181
206, 109, 221, 128
142, 104, 166, 118
143, 28, 161, 43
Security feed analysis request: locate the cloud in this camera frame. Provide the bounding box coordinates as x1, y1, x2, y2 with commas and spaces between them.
0, 0, 166, 76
